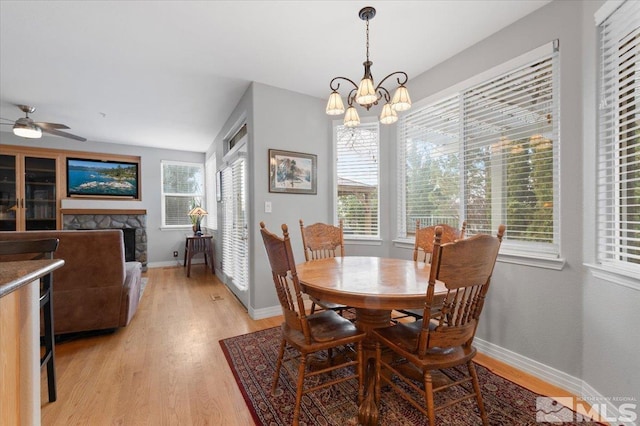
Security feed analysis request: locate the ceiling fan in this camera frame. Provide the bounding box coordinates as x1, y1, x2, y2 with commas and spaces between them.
0, 104, 86, 142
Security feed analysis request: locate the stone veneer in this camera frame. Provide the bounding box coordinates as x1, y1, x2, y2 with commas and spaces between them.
62, 213, 147, 269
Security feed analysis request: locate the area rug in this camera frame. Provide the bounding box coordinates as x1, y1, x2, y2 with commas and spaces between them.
220, 327, 600, 426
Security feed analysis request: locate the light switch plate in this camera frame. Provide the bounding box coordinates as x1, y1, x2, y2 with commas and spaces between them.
265, 201, 272, 213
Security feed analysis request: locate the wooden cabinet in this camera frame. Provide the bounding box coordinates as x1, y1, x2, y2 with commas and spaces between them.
0, 151, 62, 231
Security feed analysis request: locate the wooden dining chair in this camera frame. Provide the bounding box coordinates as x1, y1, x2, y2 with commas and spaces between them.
260, 222, 365, 426
373, 224, 505, 425
0, 238, 60, 403
392, 220, 468, 323
413, 220, 467, 263
299, 219, 352, 316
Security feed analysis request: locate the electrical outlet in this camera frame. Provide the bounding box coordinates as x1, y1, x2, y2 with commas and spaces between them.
173, 251, 178, 257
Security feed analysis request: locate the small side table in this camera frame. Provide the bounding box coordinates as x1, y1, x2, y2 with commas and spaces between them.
184, 234, 214, 278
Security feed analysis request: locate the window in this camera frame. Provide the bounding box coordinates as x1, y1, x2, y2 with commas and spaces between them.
161, 160, 205, 228
398, 42, 559, 257
597, 0, 640, 270
335, 121, 380, 239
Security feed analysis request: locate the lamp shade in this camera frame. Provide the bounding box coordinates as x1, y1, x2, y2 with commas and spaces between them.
188, 206, 208, 216
343, 106, 360, 127
13, 122, 42, 139
356, 77, 377, 106
391, 85, 412, 112
379, 103, 398, 124
326, 91, 345, 115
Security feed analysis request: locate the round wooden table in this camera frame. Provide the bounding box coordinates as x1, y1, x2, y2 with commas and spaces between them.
296, 256, 444, 334
296, 256, 445, 425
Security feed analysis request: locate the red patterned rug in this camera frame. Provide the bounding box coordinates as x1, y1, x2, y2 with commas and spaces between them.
220, 326, 599, 425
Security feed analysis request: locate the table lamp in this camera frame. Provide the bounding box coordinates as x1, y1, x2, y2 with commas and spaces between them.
188, 206, 208, 235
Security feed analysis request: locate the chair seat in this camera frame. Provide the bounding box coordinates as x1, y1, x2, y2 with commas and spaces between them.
283, 310, 365, 350
373, 320, 476, 370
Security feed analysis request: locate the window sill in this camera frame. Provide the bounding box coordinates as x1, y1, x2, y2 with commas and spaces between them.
393, 239, 565, 270
344, 238, 383, 246
585, 263, 640, 291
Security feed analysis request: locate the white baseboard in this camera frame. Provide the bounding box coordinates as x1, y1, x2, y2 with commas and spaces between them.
475, 338, 636, 426
249, 304, 282, 320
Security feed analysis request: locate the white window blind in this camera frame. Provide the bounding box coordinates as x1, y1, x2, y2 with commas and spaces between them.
398, 42, 559, 256
161, 160, 204, 227
335, 122, 380, 238
205, 154, 217, 229
463, 52, 558, 245
221, 156, 248, 290
597, 0, 640, 268
398, 95, 461, 237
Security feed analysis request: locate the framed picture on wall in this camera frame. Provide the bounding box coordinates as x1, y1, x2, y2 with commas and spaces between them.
268, 149, 317, 194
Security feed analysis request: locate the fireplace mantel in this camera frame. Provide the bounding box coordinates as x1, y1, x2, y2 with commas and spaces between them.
61, 209, 147, 215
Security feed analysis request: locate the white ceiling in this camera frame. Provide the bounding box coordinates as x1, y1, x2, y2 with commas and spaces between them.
0, 0, 550, 152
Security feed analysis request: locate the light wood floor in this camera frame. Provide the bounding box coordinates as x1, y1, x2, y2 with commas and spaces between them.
41, 265, 575, 425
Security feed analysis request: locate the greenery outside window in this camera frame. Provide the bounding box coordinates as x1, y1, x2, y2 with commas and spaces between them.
161, 160, 205, 228
335, 121, 380, 239
398, 42, 559, 258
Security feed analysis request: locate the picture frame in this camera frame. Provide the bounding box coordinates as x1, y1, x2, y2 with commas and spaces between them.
269, 149, 317, 194
66, 157, 139, 198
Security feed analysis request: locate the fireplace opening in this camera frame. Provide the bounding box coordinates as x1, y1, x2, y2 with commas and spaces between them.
120, 228, 137, 262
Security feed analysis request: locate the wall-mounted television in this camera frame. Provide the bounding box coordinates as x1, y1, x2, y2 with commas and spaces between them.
67, 158, 139, 198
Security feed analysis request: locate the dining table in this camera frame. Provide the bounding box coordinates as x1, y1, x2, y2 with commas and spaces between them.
296, 255, 447, 425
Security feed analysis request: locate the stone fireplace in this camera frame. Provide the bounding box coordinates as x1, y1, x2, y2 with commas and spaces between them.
61, 209, 147, 269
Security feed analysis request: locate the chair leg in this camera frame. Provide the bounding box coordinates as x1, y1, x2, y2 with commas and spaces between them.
424, 371, 436, 426
310, 301, 317, 314
272, 338, 286, 394
357, 341, 364, 405
468, 361, 489, 425
293, 353, 308, 426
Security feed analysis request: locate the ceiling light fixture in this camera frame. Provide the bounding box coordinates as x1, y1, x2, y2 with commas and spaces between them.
326, 6, 412, 127
13, 117, 42, 139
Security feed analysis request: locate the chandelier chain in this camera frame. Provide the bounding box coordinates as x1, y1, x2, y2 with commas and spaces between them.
365, 18, 370, 63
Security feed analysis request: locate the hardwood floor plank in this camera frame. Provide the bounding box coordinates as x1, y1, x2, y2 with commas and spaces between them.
41, 265, 570, 425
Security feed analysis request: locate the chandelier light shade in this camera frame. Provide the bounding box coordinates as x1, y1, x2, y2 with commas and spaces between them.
326, 6, 412, 126
343, 106, 361, 127
326, 90, 346, 115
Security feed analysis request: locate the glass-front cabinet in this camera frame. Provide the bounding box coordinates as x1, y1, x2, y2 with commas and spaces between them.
0, 154, 17, 231
0, 153, 60, 231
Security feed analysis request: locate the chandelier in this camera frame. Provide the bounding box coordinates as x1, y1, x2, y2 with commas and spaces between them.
326, 6, 412, 127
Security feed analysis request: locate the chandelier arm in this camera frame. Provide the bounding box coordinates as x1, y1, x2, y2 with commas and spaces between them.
376, 86, 391, 104
375, 71, 409, 91
347, 88, 359, 106
329, 76, 359, 92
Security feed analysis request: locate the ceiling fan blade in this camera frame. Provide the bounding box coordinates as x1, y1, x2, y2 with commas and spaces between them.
0, 117, 15, 123
34, 122, 70, 130
41, 127, 87, 142
0, 123, 13, 126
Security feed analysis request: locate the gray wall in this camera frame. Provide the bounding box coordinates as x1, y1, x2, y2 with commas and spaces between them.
0, 132, 204, 266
